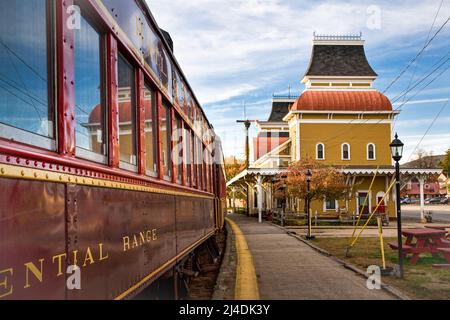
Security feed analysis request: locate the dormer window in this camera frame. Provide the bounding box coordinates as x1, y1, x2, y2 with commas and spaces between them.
342, 143, 351, 160
316, 143, 325, 160
367, 143, 376, 160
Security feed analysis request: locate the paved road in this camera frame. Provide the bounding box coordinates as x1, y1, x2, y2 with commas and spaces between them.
402, 205, 450, 223
228, 214, 395, 300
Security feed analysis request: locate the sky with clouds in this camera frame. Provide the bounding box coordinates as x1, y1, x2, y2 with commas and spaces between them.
147, 0, 450, 163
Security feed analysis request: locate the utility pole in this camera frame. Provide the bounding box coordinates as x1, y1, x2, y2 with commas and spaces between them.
237, 102, 258, 215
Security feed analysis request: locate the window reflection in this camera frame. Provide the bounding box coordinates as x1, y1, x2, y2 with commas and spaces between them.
144, 83, 158, 176
75, 15, 105, 159
118, 54, 137, 167
175, 115, 183, 184
185, 129, 191, 186
160, 102, 171, 179
0, 0, 54, 141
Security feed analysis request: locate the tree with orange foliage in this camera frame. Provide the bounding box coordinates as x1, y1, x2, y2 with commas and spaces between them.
274, 157, 349, 213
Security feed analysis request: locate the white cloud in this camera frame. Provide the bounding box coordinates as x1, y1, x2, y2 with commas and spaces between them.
147, 0, 450, 157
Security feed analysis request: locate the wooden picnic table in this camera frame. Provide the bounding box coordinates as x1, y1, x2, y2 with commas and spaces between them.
389, 229, 448, 265
425, 225, 450, 239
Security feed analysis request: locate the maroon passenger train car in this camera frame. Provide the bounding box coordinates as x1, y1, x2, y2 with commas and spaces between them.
0, 0, 226, 299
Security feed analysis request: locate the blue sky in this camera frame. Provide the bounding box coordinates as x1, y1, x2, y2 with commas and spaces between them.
148, 0, 450, 163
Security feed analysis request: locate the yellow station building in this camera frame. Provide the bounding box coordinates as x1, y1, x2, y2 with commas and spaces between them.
227, 34, 441, 222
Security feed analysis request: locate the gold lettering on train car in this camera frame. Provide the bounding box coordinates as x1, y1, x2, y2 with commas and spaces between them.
24, 259, 44, 289
0, 269, 13, 298
72, 250, 79, 266
98, 243, 109, 261
52, 253, 67, 277
123, 236, 131, 252
82, 248, 95, 267
123, 229, 159, 252
139, 232, 146, 245
132, 235, 139, 249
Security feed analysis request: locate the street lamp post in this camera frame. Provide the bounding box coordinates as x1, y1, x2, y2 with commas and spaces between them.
306, 169, 315, 240
390, 133, 405, 279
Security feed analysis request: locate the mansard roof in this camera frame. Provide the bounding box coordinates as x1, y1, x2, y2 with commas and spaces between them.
304, 43, 378, 78
268, 101, 293, 122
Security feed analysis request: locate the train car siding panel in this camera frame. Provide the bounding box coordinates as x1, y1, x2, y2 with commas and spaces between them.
0, 177, 218, 300
0, 178, 67, 300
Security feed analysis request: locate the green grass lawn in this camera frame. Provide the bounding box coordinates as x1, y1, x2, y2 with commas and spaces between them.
313, 237, 450, 300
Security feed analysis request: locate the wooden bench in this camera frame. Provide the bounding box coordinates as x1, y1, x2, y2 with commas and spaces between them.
433, 248, 450, 269
388, 242, 413, 255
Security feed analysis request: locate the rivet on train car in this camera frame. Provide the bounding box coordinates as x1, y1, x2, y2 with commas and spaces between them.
0, 168, 4, 174
59, 175, 63, 181
34, 161, 38, 167
42, 163, 46, 168
6, 156, 10, 162
21, 170, 25, 176
46, 174, 49, 180
34, 172, 38, 178
26, 160, 30, 165
16, 158, 20, 164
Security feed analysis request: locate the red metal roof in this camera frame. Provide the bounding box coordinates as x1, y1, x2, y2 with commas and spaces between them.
291, 90, 392, 112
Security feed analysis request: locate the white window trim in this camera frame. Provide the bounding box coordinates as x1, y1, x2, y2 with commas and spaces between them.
76, 147, 107, 164
341, 143, 351, 160
367, 143, 376, 161
0, 123, 56, 151
316, 142, 325, 160
323, 197, 339, 212
119, 161, 138, 173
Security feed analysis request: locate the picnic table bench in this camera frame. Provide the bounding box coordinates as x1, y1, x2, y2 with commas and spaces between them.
388, 229, 448, 265
425, 225, 450, 239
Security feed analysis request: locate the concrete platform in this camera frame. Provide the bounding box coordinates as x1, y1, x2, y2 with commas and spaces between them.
227, 214, 396, 300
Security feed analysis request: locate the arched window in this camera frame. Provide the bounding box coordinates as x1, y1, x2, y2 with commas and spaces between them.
316, 143, 325, 160
367, 143, 376, 160
342, 143, 350, 160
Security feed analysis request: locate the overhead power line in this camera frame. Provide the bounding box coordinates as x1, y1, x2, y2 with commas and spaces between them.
382, 14, 450, 94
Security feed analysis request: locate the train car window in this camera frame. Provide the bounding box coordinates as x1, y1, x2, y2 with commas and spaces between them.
175, 115, 183, 184
191, 131, 197, 188
197, 137, 203, 190
185, 128, 191, 187
144, 82, 158, 177
74, 14, 106, 163
118, 54, 137, 171
0, 0, 55, 150
160, 102, 172, 180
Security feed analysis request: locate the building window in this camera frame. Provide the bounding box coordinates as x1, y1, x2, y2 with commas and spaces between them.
118, 54, 137, 170
342, 143, 351, 160
316, 143, 325, 160
74, 14, 106, 162
0, 0, 55, 149
367, 143, 376, 160
144, 82, 158, 176
160, 101, 172, 180
325, 198, 337, 211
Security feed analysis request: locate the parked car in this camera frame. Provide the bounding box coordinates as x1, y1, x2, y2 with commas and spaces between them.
441, 197, 449, 205
425, 197, 443, 205
401, 198, 419, 205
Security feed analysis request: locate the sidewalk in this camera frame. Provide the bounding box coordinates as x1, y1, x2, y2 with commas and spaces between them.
227, 214, 395, 300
